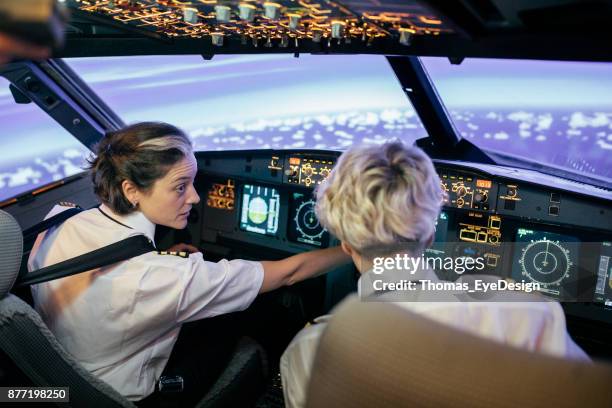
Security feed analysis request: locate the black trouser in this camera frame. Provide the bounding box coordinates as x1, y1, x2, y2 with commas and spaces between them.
136, 314, 242, 408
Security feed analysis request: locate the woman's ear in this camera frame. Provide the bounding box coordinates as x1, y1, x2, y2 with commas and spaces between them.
340, 241, 354, 256
121, 179, 140, 207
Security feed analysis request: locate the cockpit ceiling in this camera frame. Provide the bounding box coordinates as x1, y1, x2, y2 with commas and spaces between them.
63, 0, 612, 60
72, 0, 454, 45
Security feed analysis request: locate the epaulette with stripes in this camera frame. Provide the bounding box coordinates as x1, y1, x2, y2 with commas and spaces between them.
156, 250, 189, 258
58, 201, 81, 209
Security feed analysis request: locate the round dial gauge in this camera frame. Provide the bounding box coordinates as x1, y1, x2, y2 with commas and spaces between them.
518, 239, 572, 285
294, 200, 325, 241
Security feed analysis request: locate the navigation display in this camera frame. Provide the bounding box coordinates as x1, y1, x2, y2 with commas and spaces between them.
288, 192, 329, 247
240, 184, 280, 236
511, 228, 580, 299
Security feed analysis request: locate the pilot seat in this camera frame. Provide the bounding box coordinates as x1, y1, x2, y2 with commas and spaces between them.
0, 209, 267, 407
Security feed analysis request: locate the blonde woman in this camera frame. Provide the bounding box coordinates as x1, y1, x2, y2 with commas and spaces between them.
280, 141, 588, 408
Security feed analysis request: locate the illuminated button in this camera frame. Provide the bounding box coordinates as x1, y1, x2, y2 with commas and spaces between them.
550, 192, 561, 203
460, 230, 477, 241
477, 232, 487, 243
489, 217, 501, 229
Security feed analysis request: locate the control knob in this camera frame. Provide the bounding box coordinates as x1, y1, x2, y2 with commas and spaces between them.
302, 165, 313, 177
475, 192, 488, 203
285, 166, 299, 177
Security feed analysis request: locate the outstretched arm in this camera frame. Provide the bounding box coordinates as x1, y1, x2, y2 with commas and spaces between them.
259, 246, 351, 293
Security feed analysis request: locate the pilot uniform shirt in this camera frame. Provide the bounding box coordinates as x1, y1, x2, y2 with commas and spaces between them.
28, 204, 264, 401
280, 267, 589, 408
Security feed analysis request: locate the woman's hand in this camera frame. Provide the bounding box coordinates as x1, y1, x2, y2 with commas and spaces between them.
167, 243, 200, 254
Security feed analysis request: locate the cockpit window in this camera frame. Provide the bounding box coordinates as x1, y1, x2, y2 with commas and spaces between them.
64, 55, 425, 151
421, 57, 612, 185
0, 77, 89, 202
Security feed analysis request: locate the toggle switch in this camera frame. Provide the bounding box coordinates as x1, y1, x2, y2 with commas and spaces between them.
239, 3, 256, 22
215, 5, 231, 23
263, 2, 281, 20
183, 7, 198, 24
331, 21, 345, 39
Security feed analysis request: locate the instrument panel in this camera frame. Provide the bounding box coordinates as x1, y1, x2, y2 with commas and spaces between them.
440, 172, 498, 211
195, 150, 612, 316
284, 156, 334, 188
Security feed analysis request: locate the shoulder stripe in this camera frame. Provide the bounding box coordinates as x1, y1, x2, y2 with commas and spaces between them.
156, 250, 189, 258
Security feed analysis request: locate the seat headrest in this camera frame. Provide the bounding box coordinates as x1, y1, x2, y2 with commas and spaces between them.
306, 295, 612, 408
0, 210, 23, 298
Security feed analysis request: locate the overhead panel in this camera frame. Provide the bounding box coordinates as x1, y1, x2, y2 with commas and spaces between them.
68, 0, 455, 49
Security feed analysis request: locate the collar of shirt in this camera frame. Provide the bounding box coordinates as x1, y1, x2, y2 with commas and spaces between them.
99, 204, 157, 245
359, 263, 440, 285
357, 263, 441, 299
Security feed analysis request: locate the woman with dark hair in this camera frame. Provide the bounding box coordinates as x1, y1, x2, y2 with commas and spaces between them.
28, 122, 350, 404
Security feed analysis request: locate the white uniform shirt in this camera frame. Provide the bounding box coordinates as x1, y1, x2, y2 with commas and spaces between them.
280, 269, 589, 408
28, 204, 264, 401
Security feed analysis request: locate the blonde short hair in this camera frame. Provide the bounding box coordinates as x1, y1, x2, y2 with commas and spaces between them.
315, 142, 442, 256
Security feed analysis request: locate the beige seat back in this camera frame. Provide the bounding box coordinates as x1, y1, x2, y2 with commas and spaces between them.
306, 295, 612, 408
